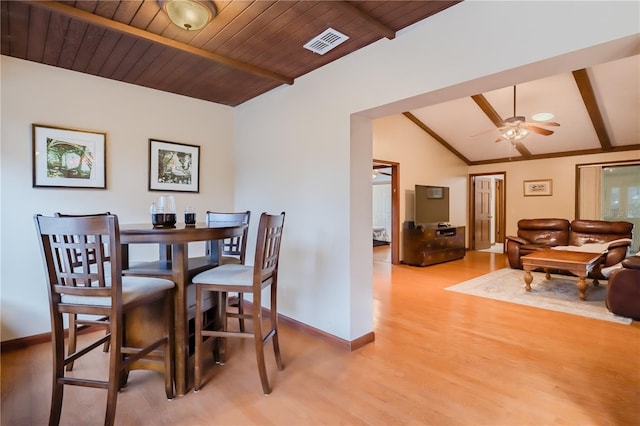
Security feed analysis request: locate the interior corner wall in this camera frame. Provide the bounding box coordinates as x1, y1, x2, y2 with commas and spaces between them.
0, 56, 235, 341
372, 114, 469, 257
234, 1, 639, 341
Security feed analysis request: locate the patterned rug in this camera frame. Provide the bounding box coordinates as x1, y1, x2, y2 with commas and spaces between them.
446, 268, 632, 325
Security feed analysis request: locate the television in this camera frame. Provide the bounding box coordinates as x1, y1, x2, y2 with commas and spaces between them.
414, 185, 450, 225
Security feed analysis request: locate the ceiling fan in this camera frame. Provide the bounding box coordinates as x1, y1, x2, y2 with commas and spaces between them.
493, 85, 560, 143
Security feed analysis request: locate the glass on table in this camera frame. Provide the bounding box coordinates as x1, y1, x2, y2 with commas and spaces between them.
185, 206, 196, 226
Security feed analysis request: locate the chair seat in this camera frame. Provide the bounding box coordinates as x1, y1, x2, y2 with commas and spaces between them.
61, 276, 174, 306
193, 264, 253, 287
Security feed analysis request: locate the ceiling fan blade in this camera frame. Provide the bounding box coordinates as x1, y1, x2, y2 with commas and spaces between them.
471, 128, 501, 137
535, 121, 560, 126
528, 125, 554, 136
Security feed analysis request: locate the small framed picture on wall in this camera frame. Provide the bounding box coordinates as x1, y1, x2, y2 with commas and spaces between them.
148, 139, 200, 193
523, 179, 553, 196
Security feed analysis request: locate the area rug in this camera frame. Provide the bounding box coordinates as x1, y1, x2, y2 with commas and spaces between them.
445, 268, 632, 325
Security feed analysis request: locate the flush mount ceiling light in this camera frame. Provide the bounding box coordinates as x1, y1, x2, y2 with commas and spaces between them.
532, 112, 555, 121
161, 0, 215, 31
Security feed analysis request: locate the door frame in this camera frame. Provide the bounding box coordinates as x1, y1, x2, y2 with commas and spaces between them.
373, 159, 400, 264
468, 171, 506, 251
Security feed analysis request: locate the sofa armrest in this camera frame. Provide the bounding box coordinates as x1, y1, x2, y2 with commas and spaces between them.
622, 256, 640, 270
505, 235, 528, 245
607, 238, 633, 249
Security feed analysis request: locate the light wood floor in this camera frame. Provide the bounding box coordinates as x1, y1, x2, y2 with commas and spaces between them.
2, 248, 639, 425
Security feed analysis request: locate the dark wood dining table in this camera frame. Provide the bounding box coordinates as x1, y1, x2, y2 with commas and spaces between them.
119, 222, 247, 396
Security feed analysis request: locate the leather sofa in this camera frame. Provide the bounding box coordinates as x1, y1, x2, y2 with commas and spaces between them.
606, 255, 640, 320
506, 218, 633, 278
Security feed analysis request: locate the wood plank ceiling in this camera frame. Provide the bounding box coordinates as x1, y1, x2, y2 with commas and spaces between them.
1, 0, 460, 106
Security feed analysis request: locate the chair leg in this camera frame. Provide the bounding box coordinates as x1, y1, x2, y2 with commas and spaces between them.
270, 284, 284, 371
217, 292, 228, 365
103, 320, 111, 353
66, 313, 78, 372
194, 284, 204, 392
237, 293, 245, 332
252, 304, 271, 395
104, 322, 122, 426
50, 314, 66, 426
163, 292, 175, 399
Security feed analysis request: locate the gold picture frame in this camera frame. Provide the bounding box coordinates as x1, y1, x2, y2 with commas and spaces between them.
523, 179, 552, 196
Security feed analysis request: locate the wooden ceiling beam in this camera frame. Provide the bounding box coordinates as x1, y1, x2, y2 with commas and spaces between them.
334, 1, 396, 39
403, 112, 471, 165
470, 144, 640, 166
31, 0, 294, 85
471, 94, 531, 158
572, 68, 613, 151
471, 94, 504, 127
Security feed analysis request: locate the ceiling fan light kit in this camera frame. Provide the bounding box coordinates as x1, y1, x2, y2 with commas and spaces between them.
496, 85, 559, 143
161, 0, 214, 31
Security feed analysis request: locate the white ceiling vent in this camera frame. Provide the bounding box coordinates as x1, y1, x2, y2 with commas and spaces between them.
303, 28, 349, 55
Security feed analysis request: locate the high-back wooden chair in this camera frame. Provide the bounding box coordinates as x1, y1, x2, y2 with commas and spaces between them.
205, 211, 251, 331
34, 214, 175, 426
205, 211, 251, 264
55, 212, 112, 371
193, 212, 285, 394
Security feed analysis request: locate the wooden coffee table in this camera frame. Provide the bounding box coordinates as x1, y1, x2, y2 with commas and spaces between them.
521, 248, 605, 301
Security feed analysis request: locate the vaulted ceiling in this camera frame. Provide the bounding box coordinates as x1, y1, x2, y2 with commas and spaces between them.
2, 1, 639, 164
404, 54, 640, 165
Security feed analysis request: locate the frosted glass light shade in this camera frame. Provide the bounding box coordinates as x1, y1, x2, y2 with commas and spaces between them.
163, 0, 213, 31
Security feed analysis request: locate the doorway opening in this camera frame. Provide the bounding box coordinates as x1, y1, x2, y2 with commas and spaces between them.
373, 160, 399, 264
469, 172, 506, 252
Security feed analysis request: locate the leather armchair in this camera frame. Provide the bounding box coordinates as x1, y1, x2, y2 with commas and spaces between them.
506, 219, 570, 269
606, 256, 640, 321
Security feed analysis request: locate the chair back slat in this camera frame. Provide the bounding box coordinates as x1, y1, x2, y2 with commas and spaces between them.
205, 211, 250, 263
254, 212, 285, 284
55, 212, 112, 267
34, 214, 122, 307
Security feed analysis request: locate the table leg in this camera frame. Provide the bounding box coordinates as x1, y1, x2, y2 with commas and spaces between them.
576, 276, 588, 301
171, 243, 189, 396
523, 268, 533, 292
544, 268, 551, 280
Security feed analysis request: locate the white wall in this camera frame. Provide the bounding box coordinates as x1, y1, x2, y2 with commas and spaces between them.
373, 114, 468, 256
0, 57, 235, 341
373, 114, 468, 223
2, 1, 639, 343
235, 1, 639, 340
469, 151, 640, 238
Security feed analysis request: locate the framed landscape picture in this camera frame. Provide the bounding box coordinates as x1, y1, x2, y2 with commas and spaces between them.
148, 139, 200, 193
32, 124, 107, 189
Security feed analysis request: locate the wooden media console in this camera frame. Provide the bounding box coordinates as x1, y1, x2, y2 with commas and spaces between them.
402, 222, 466, 266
